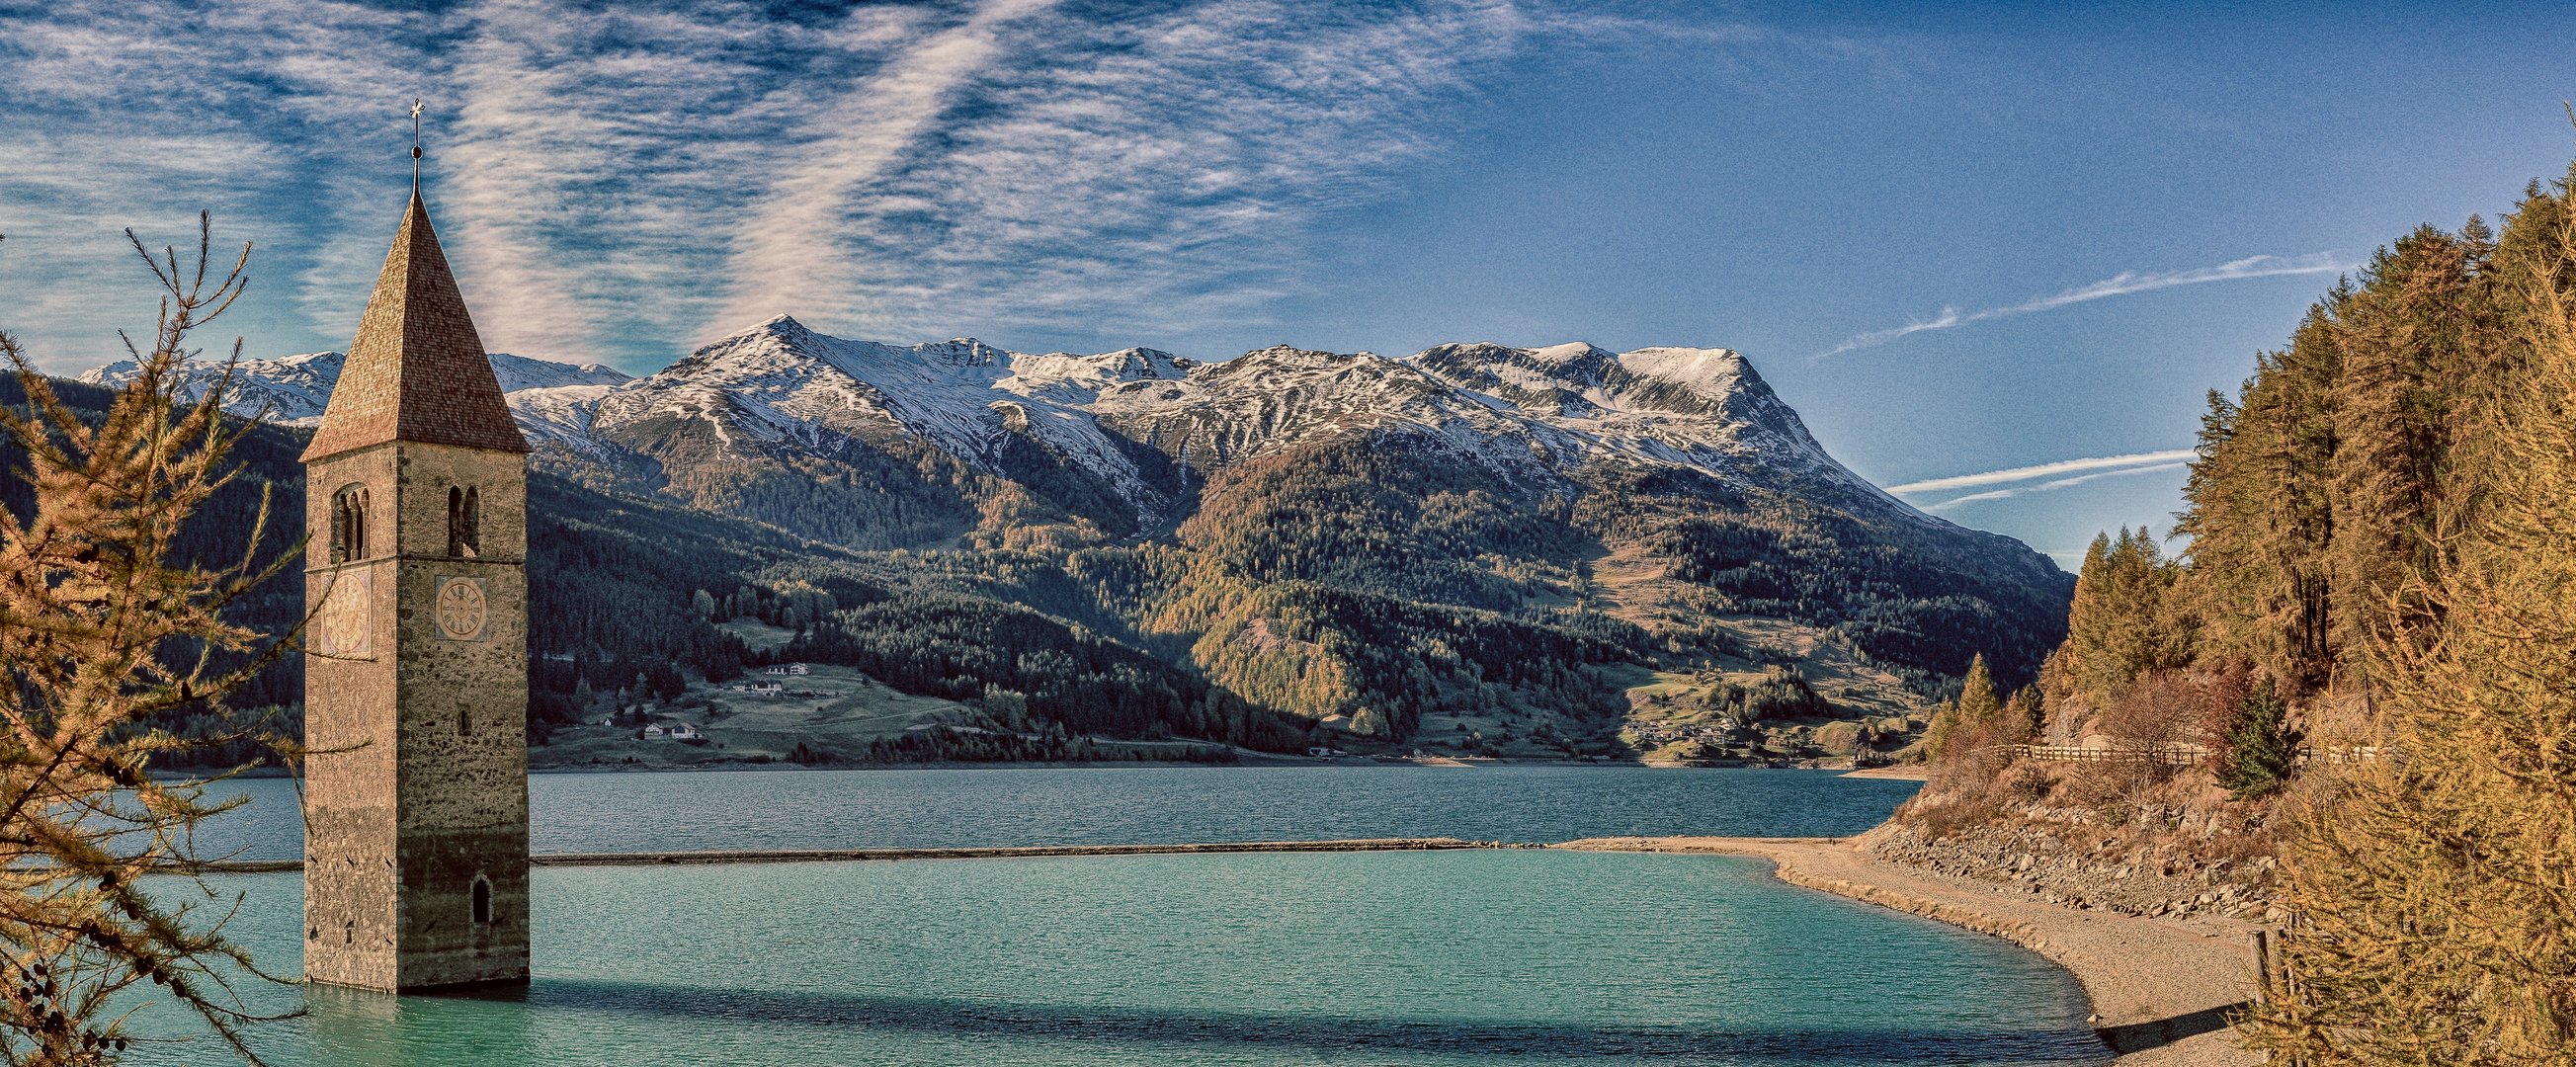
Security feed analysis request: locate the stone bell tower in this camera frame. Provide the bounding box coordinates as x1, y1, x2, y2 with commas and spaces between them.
300, 143, 534, 991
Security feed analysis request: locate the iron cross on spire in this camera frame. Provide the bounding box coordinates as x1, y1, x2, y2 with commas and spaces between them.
410, 98, 426, 192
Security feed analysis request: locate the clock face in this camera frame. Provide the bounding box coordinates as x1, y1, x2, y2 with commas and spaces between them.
437, 577, 489, 641
313, 570, 372, 657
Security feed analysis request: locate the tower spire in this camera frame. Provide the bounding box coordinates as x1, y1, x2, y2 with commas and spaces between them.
409, 98, 425, 194
301, 130, 529, 463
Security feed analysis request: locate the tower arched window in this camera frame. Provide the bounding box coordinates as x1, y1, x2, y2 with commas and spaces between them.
331, 486, 369, 563
471, 877, 492, 926
448, 485, 480, 558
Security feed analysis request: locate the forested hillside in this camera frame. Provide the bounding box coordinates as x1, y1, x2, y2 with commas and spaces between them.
2042, 199, 2558, 730
0, 375, 1306, 765
1899, 160, 2576, 1057
534, 332, 2071, 742
1909, 174, 2572, 813
107, 324, 2080, 762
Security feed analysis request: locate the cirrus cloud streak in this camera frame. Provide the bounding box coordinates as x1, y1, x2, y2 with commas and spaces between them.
5, 0, 1813, 373
1816, 253, 2353, 361
1886, 449, 2198, 495
1914, 459, 2192, 514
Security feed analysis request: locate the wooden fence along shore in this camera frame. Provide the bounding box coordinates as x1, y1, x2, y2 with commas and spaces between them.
2014, 743, 2384, 767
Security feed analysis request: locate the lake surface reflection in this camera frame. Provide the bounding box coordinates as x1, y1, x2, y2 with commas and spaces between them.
140, 851, 2104, 1067
197, 765, 1924, 861
125, 767, 2108, 1066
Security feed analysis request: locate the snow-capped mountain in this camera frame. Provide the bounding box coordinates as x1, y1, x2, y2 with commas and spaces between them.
519, 317, 2065, 683
75, 316, 1953, 539
504, 316, 1920, 532
488, 353, 632, 393
78, 350, 348, 425
79, 351, 629, 428
69, 317, 2071, 690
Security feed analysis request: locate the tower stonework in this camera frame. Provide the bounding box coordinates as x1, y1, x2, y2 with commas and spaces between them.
301, 190, 533, 992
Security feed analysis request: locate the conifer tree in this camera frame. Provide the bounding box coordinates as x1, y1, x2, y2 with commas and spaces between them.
1922, 695, 1960, 761
2007, 684, 2044, 743
2245, 168, 2576, 1064
1953, 654, 2000, 737
2326, 225, 2482, 686
1926, 653, 2001, 765
2057, 529, 2190, 705
2213, 676, 2297, 801
0, 215, 298, 1063
2177, 308, 2339, 694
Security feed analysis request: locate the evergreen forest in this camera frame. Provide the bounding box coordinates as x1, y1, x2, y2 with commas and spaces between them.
1907, 160, 2576, 1061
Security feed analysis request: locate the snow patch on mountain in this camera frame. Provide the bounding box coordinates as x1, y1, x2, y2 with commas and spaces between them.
596, 317, 1178, 519
488, 353, 631, 393
80, 350, 629, 429
79, 351, 346, 425
74, 317, 1928, 528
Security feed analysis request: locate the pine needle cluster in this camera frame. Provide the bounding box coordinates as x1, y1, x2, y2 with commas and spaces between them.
0, 215, 302, 1064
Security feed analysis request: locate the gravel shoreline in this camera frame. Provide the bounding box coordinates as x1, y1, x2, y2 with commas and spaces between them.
1555, 835, 2262, 1067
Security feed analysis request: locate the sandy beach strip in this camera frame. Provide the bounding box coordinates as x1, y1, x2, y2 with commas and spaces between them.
1555, 836, 2260, 1066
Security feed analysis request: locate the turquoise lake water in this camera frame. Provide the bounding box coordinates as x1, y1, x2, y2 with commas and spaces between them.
128, 769, 2109, 1065
197, 765, 1929, 860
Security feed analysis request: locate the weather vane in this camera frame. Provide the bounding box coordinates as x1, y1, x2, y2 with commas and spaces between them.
410, 98, 426, 191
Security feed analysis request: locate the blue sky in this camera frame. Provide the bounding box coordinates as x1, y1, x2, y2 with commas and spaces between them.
4, 1, 2573, 567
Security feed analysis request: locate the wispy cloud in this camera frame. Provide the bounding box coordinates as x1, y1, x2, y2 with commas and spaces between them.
1918, 460, 2192, 513
711, 0, 1059, 336
431, 0, 921, 359
1886, 449, 2197, 495
0, 0, 428, 369
1816, 253, 2352, 360
710, 0, 1547, 345
0, 1, 1828, 372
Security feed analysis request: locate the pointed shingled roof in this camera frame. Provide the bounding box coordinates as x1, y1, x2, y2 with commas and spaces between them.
301, 192, 531, 461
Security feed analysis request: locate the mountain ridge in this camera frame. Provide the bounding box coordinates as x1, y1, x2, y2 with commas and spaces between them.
84, 318, 1952, 536
73, 319, 2073, 752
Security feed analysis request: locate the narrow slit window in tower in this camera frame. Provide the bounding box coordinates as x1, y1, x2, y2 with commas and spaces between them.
462, 486, 480, 557
329, 494, 348, 564
471, 877, 492, 926
448, 486, 464, 556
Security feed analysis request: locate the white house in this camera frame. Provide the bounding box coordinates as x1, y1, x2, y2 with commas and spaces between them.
748, 681, 784, 697
640, 724, 668, 740
764, 663, 810, 676
669, 723, 704, 741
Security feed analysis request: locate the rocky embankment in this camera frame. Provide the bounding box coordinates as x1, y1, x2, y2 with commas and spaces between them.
1863, 820, 2282, 923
